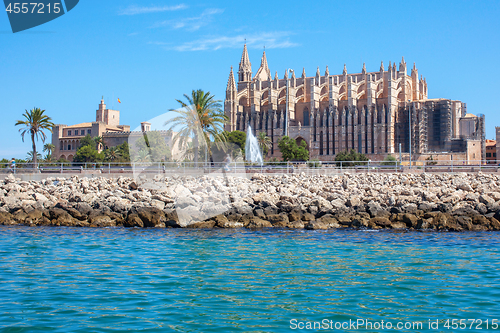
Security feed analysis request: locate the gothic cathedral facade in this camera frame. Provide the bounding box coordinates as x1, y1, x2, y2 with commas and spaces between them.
224, 45, 474, 161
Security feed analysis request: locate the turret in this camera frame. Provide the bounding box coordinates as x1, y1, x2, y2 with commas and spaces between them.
399, 56, 407, 74
253, 49, 271, 81
238, 44, 252, 82
226, 66, 236, 98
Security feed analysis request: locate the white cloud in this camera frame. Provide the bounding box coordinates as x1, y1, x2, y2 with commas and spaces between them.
160, 32, 298, 52
151, 8, 224, 31
119, 4, 187, 16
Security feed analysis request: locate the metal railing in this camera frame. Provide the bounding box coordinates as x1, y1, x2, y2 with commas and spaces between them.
0, 160, 498, 175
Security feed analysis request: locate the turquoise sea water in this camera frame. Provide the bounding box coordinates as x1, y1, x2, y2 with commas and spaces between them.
1, 227, 500, 332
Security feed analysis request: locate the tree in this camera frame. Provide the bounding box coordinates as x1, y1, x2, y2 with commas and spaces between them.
381, 154, 399, 166
278, 136, 309, 161
225, 130, 246, 150
116, 142, 130, 162
79, 134, 97, 149
26, 151, 42, 163
104, 146, 121, 162
15, 107, 54, 168
335, 149, 368, 167
94, 136, 103, 151
73, 145, 104, 163
257, 132, 272, 157
132, 132, 171, 162
165, 89, 227, 165
223, 130, 246, 157
43, 143, 55, 161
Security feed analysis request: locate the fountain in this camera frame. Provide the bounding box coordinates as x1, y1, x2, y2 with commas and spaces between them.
245, 125, 263, 165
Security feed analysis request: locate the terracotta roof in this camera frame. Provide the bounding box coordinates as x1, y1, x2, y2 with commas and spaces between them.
485, 140, 496, 147
464, 113, 477, 118
65, 122, 93, 128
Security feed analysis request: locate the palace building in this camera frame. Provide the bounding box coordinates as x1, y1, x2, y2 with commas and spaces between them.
52, 98, 185, 162
224, 45, 485, 161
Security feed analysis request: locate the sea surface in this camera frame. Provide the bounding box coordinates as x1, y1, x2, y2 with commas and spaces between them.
1, 227, 500, 332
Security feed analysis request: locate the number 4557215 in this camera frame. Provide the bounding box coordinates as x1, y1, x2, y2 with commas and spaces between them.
6, 3, 61, 14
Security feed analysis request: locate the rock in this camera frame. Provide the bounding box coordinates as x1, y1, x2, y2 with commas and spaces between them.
246, 217, 272, 229
253, 208, 266, 219
4, 174, 16, 184
337, 216, 352, 226
214, 215, 243, 228
391, 222, 407, 229
288, 210, 302, 222
186, 220, 216, 229
317, 214, 340, 228
479, 194, 495, 205
76, 202, 93, 216
129, 182, 138, 190
266, 213, 290, 227
367, 201, 390, 218
369, 217, 392, 227
488, 217, 500, 230
304, 220, 329, 230
402, 214, 418, 228
124, 214, 144, 228
347, 196, 361, 207
89, 215, 115, 228
137, 207, 166, 228
302, 212, 315, 221
252, 193, 279, 207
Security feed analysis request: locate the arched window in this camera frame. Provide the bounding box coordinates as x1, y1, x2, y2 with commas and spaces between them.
303, 108, 310, 126
319, 131, 324, 155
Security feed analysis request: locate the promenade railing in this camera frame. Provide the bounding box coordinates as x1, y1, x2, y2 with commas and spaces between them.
0, 160, 498, 175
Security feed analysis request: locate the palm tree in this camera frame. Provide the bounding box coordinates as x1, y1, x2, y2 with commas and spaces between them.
257, 132, 272, 157
94, 136, 103, 151
15, 108, 54, 168
165, 89, 226, 166
26, 151, 42, 163
43, 143, 55, 161
104, 146, 121, 162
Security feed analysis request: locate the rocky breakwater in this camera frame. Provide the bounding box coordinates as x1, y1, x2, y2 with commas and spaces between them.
0, 172, 500, 232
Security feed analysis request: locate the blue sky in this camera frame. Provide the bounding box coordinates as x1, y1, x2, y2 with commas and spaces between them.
1, 0, 499, 158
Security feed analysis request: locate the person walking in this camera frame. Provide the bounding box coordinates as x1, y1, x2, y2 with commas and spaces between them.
9, 158, 16, 173
224, 154, 231, 172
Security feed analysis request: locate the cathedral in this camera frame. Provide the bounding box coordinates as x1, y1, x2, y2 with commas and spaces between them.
224, 45, 484, 161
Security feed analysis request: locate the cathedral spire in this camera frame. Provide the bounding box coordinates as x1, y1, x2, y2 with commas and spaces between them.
302, 67, 306, 78
380, 61, 384, 72
362, 63, 366, 74
253, 49, 271, 81
238, 43, 252, 82
226, 66, 236, 91
284, 70, 288, 79
343, 64, 347, 75
274, 71, 279, 80
316, 66, 321, 76
399, 56, 407, 73
325, 65, 329, 76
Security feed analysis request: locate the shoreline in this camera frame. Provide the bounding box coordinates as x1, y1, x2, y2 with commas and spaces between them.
0, 173, 499, 232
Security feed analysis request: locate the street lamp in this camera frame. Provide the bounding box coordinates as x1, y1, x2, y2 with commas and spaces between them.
285, 69, 294, 137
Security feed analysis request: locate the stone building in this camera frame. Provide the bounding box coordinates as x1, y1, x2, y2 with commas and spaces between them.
496, 127, 500, 164
52, 98, 130, 161
52, 100, 186, 161
485, 139, 496, 164
224, 45, 485, 162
